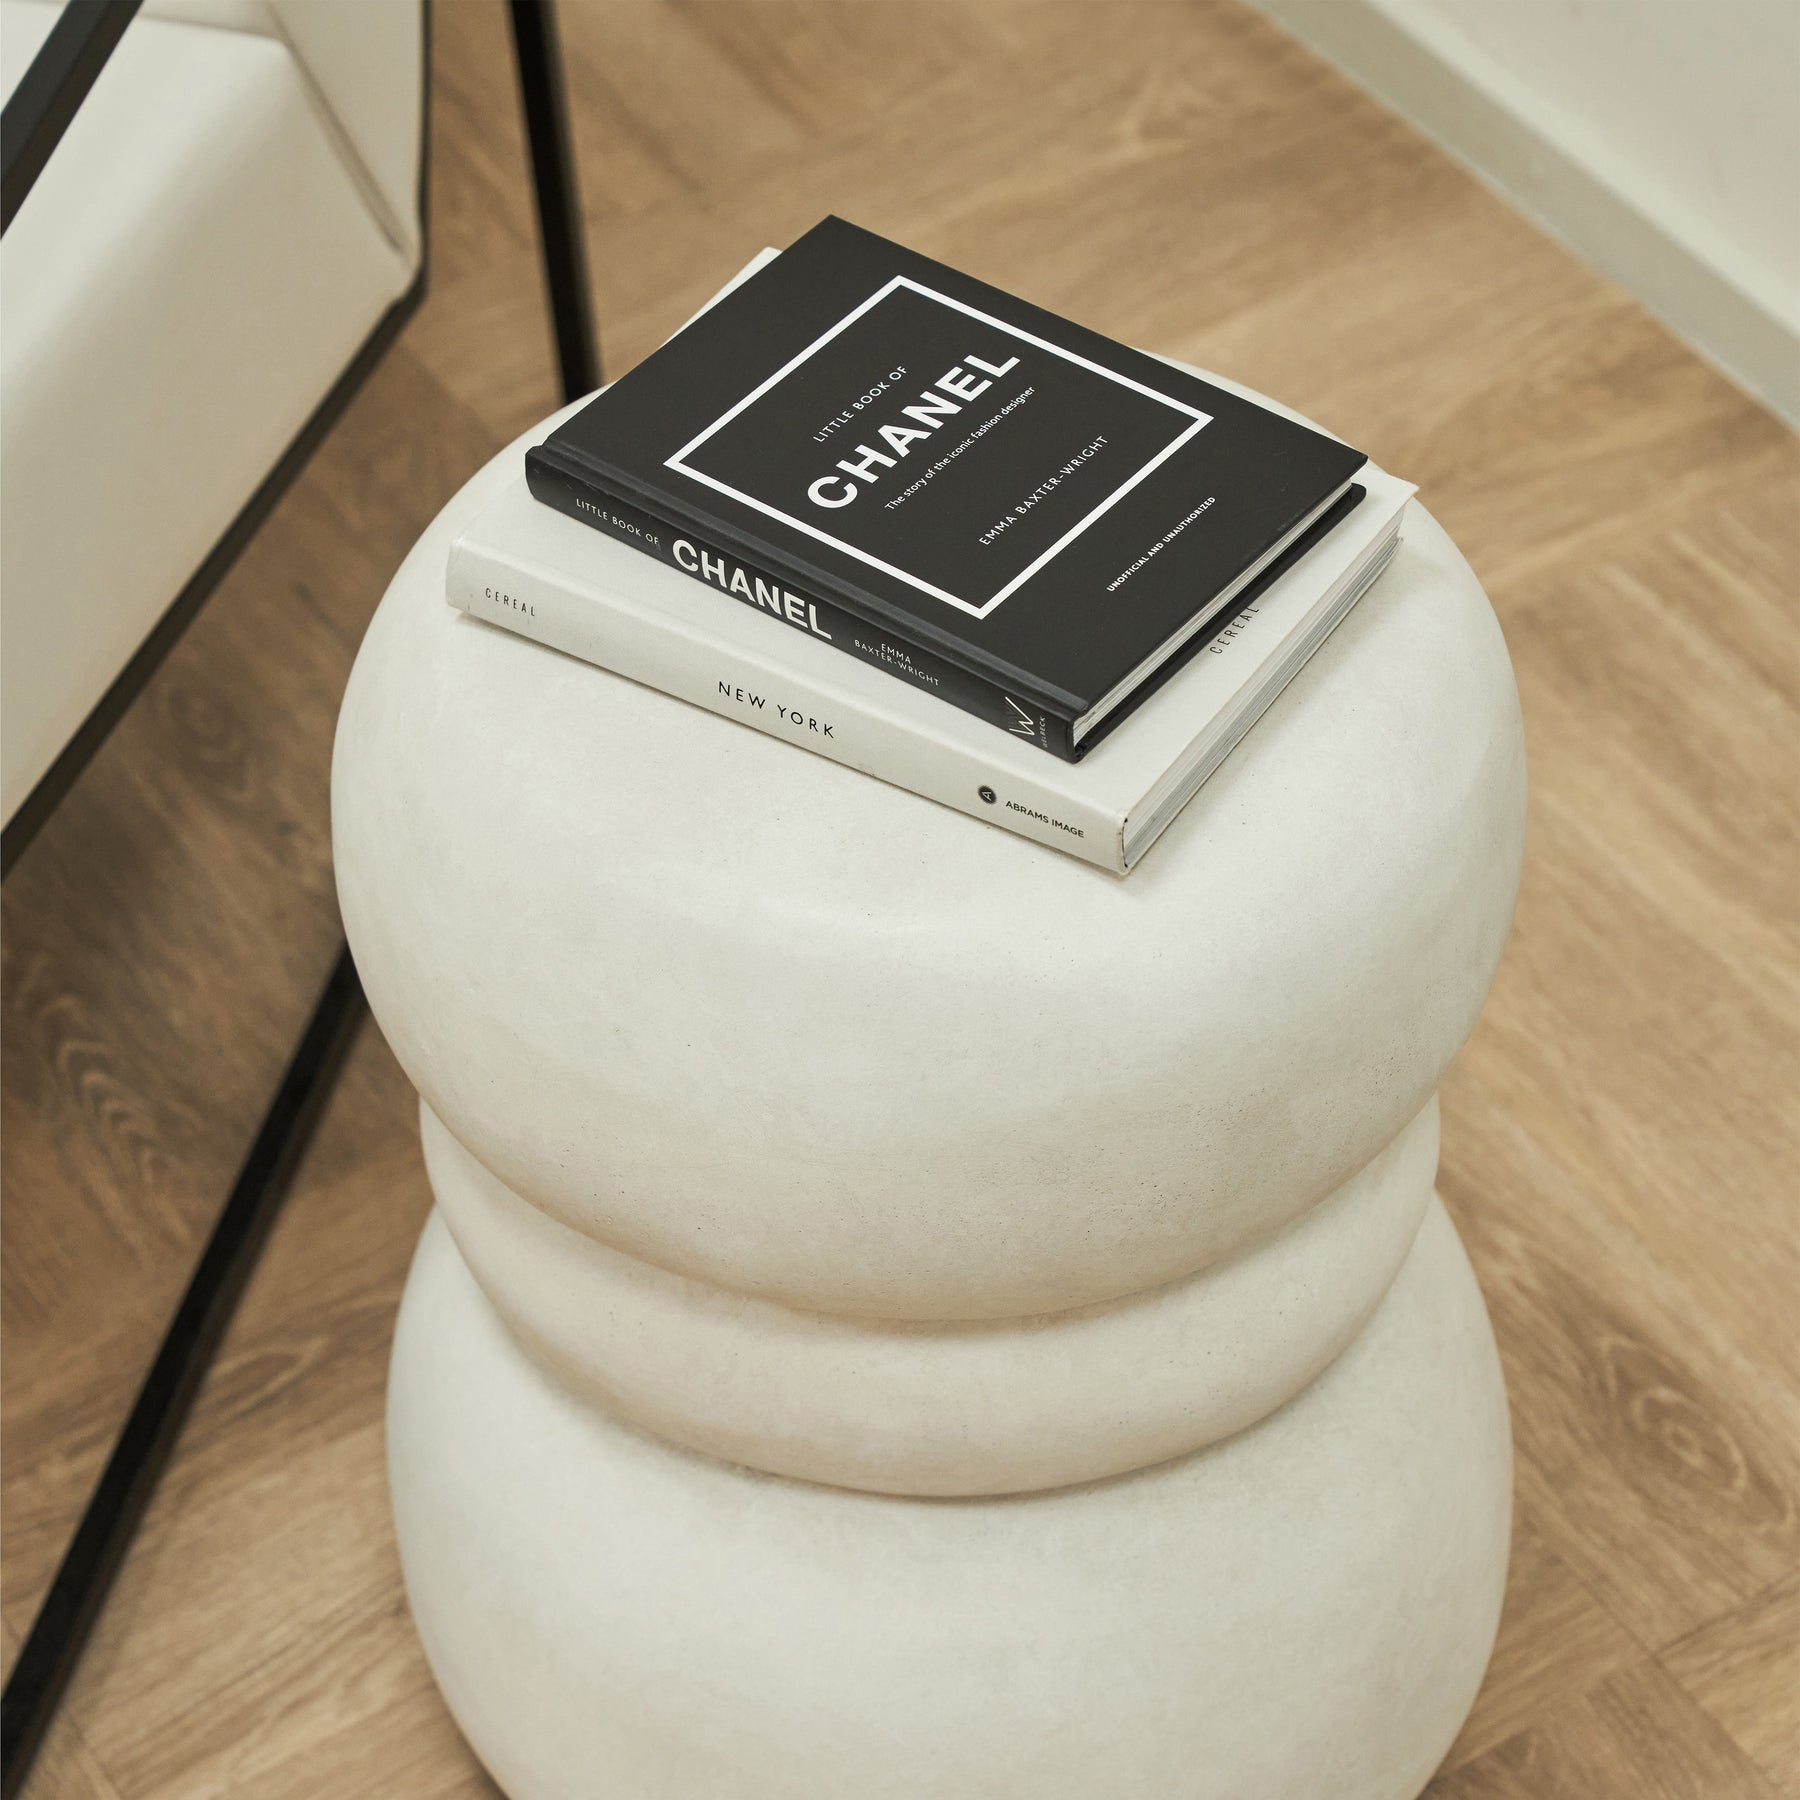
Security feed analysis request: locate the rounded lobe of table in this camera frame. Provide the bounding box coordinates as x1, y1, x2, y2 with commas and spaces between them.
423, 1094, 1439, 1495
333, 392, 1525, 1320
388, 1196, 1512, 1800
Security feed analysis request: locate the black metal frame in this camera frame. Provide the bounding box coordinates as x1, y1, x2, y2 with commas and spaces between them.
0, 282, 427, 875
0, 0, 140, 233
0, 2, 597, 1789
509, 0, 602, 403
0, 949, 366, 1786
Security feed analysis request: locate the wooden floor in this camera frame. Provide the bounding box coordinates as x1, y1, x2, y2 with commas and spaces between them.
4, 2, 1797, 1793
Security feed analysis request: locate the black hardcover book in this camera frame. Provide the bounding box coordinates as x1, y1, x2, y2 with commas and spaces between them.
527, 218, 1367, 761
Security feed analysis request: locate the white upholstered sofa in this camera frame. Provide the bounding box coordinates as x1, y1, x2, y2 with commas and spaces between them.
0, 0, 425, 830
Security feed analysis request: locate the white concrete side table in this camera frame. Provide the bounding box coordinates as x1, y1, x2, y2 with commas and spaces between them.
333, 383, 1526, 1800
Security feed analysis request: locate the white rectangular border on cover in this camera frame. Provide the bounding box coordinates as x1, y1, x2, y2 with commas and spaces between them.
665, 276, 1211, 620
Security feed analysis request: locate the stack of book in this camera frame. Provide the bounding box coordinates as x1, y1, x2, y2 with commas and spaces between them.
449, 219, 1413, 874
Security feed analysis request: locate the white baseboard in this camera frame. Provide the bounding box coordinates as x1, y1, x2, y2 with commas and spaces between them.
1251, 0, 1800, 430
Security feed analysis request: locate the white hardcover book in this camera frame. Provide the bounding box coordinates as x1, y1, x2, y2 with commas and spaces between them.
447, 463, 1412, 874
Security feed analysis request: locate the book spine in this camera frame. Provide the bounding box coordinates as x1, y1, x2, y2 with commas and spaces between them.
523, 449, 1078, 761
446, 540, 1127, 874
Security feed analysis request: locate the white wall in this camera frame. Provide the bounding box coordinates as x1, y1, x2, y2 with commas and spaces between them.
1253, 0, 1800, 426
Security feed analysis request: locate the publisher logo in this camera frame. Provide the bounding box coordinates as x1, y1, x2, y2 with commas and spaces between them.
979, 786, 997, 804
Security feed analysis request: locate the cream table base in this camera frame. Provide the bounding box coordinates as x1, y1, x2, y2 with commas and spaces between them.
390, 1195, 1510, 1800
